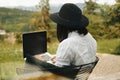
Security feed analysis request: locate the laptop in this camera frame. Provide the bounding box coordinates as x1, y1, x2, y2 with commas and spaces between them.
22, 31, 47, 58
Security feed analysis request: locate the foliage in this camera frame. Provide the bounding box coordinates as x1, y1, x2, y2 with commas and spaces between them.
84, 0, 100, 14
83, 0, 120, 40
33, 0, 50, 30
32, 0, 56, 42
108, 4, 120, 25
113, 44, 120, 55
15, 32, 22, 43
115, 0, 120, 3
100, 4, 120, 26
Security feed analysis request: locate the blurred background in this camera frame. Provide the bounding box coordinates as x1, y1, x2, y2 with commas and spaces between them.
0, 0, 120, 80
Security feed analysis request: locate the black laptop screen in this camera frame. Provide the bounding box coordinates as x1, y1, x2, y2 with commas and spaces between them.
23, 31, 47, 58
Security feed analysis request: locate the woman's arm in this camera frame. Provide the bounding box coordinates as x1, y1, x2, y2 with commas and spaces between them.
34, 55, 45, 61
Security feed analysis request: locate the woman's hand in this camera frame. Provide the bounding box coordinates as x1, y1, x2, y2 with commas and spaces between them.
34, 55, 45, 61
51, 55, 56, 64
34, 54, 56, 64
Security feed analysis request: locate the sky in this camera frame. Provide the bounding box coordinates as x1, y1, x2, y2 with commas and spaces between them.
0, 0, 116, 7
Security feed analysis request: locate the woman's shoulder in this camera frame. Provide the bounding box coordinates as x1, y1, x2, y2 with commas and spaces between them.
59, 38, 71, 45
60, 37, 78, 46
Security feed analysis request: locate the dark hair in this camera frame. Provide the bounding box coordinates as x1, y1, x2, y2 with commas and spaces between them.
57, 24, 88, 42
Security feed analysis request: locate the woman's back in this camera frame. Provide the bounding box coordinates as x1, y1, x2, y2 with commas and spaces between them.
55, 31, 97, 67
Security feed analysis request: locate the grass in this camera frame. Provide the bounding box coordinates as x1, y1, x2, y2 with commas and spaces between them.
0, 42, 23, 62
97, 38, 120, 54
0, 62, 24, 80
0, 41, 24, 80
0, 38, 120, 80
47, 40, 59, 54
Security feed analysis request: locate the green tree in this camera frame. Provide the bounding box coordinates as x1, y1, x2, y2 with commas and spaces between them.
83, 0, 104, 39
115, 0, 120, 3
83, 0, 99, 14
83, 0, 120, 39
33, 0, 56, 42
34, 0, 50, 30
100, 4, 111, 26
108, 4, 120, 25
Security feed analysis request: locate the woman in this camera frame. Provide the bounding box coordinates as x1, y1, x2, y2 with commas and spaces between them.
35, 3, 97, 67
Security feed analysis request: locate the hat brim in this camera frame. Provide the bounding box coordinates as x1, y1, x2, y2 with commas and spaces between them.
50, 13, 89, 28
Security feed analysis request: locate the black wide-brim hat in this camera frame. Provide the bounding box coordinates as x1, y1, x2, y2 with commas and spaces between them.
50, 3, 89, 29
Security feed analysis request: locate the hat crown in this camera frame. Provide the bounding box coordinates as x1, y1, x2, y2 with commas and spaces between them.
59, 3, 82, 21
50, 3, 89, 28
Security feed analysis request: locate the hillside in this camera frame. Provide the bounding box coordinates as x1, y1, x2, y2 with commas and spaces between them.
0, 7, 35, 32
13, 3, 85, 13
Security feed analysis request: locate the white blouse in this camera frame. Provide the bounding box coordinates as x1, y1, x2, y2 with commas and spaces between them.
55, 31, 97, 67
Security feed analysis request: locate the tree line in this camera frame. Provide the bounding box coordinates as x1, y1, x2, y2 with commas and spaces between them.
33, 0, 120, 40
83, 0, 120, 39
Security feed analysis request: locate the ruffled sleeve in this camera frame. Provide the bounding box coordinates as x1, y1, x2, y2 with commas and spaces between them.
55, 39, 74, 67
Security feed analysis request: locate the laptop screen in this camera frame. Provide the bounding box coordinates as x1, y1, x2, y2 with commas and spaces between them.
22, 31, 47, 58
